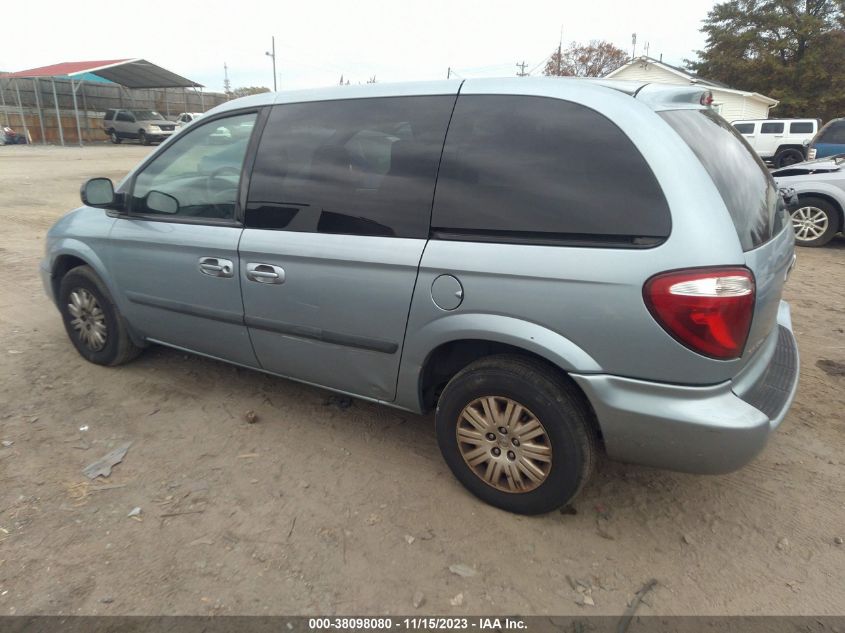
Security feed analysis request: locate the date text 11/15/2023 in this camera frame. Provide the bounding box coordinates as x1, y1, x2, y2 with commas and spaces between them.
308, 618, 527, 630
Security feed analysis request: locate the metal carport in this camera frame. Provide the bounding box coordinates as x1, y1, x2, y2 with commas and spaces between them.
1, 59, 203, 146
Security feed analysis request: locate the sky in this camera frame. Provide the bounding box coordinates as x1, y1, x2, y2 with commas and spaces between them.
2, 0, 718, 93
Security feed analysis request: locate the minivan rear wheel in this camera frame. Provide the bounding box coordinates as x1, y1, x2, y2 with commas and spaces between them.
435, 354, 597, 515
58, 266, 141, 366
791, 196, 838, 247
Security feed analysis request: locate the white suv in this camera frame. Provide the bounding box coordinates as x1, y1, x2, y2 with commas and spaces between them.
103, 109, 176, 145
175, 112, 204, 128
732, 118, 819, 167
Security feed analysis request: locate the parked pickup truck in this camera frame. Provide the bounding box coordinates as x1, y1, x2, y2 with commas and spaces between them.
103, 109, 176, 145
732, 118, 819, 167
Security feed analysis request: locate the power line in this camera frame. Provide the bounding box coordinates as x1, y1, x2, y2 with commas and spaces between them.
452, 62, 514, 74
527, 55, 551, 76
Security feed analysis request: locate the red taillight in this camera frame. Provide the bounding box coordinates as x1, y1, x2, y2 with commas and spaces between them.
644, 267, 755, 360
700, 91, 714, 106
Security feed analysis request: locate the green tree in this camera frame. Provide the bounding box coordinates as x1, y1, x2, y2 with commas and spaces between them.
688, 0, 845, 121
543, 40, 629, 77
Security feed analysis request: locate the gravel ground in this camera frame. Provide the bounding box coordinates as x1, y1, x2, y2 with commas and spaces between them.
0, 145, 844, 616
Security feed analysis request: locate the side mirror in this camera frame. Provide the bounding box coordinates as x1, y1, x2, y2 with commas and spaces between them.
81, 177, 115, 207
145, 190, 180, 214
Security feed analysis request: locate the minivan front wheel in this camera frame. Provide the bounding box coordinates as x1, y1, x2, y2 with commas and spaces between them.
58, 266, 141, 366
435, 355, 597, 515
791, 197, 838, 247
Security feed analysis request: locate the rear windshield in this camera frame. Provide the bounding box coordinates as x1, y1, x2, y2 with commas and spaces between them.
660, 109, 783, 251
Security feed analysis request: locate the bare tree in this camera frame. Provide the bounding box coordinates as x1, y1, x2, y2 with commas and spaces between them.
543, 40, 629, 77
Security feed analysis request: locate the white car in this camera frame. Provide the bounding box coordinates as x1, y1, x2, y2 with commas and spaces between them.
732, 118, 819, 167
773, 155, 845, 247
175, 112, 204, 128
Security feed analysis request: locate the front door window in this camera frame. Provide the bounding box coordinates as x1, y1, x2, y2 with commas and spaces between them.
131, 112, 257, 221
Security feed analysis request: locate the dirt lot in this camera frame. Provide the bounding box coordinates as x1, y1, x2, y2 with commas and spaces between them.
0, 145, 843, 616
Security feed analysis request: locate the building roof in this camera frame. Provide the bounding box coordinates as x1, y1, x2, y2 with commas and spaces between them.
605, 56, 777, 106
2, 59, 202, 88
606, 56, 729, 87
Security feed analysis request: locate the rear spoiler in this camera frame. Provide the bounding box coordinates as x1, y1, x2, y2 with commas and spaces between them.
634, 83, 715, 110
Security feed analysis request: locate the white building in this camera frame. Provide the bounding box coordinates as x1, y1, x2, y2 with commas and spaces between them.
605, 56, 778, 121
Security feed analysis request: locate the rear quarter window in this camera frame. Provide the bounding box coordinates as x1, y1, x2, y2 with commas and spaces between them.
431, 95, 671, 246
660, 109, 784, 251
790, 122, 814, 134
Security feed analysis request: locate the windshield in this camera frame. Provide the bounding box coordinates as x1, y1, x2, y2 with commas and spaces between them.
816, 120, 845, 144
132, 110, 165, 121
660, 109, 785, 252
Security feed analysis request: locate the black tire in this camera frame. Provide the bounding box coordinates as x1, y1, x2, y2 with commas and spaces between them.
435, 354, 598, 515
58, 265, 142, 366
791, 196, 840, 247
109, 130, 121, 144
775, 148, 805, 168
138, 130, 149, 146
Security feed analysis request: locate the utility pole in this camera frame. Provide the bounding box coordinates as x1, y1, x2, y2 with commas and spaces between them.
516, 61, 528, 77
631, 33, 637, 60
265, 36, 277, 91
223, 62, 231, 97
447, 67, 451, 79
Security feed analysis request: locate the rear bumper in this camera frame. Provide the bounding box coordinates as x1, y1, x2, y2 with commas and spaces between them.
571, 301, 799, 474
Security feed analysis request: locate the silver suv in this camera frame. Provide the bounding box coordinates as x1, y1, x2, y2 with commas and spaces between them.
42, 79, 799, 514
103, 109, 176, 145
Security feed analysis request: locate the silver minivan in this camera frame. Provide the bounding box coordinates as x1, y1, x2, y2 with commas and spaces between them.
42, 78, 799, 514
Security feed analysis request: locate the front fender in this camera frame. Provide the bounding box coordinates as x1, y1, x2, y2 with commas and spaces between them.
789, 182, 845, 223
47, 238, 122, 310
392, 312, 601, 413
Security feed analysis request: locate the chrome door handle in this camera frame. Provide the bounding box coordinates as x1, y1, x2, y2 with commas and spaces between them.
198, 257, 233, 278
246, 262, 285, 284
